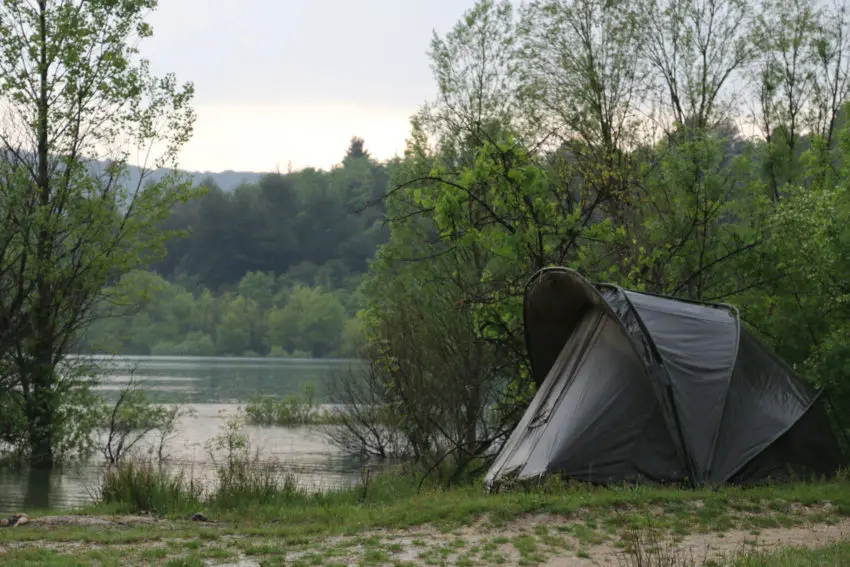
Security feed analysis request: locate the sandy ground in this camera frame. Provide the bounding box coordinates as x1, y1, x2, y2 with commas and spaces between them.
1, 511, 848, 565
358, 514, 850, 566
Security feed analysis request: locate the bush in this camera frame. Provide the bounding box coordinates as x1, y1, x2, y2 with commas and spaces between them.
151, 332, 215, 356
96, 416, 301, 515
205, 416, 298, 508
244, 383, 339, 426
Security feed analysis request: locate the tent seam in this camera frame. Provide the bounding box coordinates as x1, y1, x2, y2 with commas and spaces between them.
721, 391, 825, 483
616, 288, 699, 487
703, 303, 741, 485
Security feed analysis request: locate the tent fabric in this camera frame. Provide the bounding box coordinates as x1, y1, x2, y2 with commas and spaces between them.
485, 267, 847, 490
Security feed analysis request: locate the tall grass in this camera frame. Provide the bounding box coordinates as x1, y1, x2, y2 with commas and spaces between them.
94, 412, 362, 516
96, 460, 203, 515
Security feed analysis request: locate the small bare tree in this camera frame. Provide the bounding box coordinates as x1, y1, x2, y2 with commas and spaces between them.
326, 359, 412, 461
100, 369, 187, 466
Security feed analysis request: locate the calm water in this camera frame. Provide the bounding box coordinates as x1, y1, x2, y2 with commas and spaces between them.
0, 356, 367, 513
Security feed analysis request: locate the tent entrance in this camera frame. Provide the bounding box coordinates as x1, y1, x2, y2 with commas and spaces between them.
486, 307, 683, 488
485, 308, 605, 486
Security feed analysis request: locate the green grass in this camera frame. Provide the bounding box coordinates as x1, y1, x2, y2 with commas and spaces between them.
2, 537, 846, 567
1, 470, 849, 566
83, 463, 850, 535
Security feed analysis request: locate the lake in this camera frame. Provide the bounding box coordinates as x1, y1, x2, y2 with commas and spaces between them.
0, 355, 367, 514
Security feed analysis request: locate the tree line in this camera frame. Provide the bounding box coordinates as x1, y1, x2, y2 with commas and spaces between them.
79, 270, 363, 358
151, 137, 389, 292
76, 137, 387, 359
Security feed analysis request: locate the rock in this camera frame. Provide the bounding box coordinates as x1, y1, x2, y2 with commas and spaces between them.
0, 513, 29, 527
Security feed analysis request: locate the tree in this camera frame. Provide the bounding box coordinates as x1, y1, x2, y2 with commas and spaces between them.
267, 286, 346, 357
345, 136, 370, 160
636, 0, 753, 136
752, 0, 821, 196
518, 0, 646, 155
0, 0, 195, 468
810, 2, 850, 148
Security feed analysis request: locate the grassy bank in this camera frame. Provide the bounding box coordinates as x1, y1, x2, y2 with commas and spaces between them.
90, 462, 850, 532
1, 463, 849, 566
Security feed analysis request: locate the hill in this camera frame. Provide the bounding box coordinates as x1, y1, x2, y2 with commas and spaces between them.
123, 163, 268, 192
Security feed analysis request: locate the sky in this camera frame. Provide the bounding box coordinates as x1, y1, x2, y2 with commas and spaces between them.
140, 0, 477, 174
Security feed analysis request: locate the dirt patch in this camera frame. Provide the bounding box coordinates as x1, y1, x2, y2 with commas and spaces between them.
28, 514, 159, 527
545, 518, 850, 566
304, 511, 850, 566
1, 508, 847, 565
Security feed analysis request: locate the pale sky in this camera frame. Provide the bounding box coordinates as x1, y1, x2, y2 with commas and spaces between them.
140, 0, 477, 173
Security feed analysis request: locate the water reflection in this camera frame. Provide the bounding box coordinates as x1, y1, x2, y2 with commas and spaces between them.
0, 356, 367, 513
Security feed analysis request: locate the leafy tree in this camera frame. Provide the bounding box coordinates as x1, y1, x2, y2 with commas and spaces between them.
0, 0, 195, 467
237, 271, 277, 311
266, 285, 346, 358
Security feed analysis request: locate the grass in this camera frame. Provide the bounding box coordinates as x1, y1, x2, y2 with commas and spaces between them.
87, 458, 850, 532
96, 459, 204, 515
0, 473, 846, 565
729, 542, 850, 565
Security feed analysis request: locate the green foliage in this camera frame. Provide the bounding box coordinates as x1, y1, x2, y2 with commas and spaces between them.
267, 285, 347, 358
244, 383, 341, 426
79, 271, 359, 358
152, 158, 390, 291
0, 0, 196, 467
97, 459, 203, 516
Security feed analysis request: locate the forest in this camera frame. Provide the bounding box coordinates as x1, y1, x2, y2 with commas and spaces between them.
77, 138, 386, 358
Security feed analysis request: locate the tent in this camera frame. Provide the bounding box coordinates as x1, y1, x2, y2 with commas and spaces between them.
484, 268, 847, 489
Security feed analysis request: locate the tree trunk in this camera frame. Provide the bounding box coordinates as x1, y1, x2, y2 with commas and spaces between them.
25, 0, 55, 471
26, 360, 55, 469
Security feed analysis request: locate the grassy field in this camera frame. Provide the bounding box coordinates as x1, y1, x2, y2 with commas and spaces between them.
0, 465, 849, 566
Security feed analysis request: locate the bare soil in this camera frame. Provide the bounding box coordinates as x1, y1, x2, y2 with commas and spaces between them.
1, 510, 848, 565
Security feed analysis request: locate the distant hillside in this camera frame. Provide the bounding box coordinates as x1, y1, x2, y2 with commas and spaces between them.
124, 164, 268, 192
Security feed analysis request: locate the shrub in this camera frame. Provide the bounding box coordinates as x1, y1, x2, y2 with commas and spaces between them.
244, 383, 339, 426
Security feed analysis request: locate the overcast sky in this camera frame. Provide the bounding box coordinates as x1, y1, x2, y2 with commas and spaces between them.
140, 0, 476, 173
